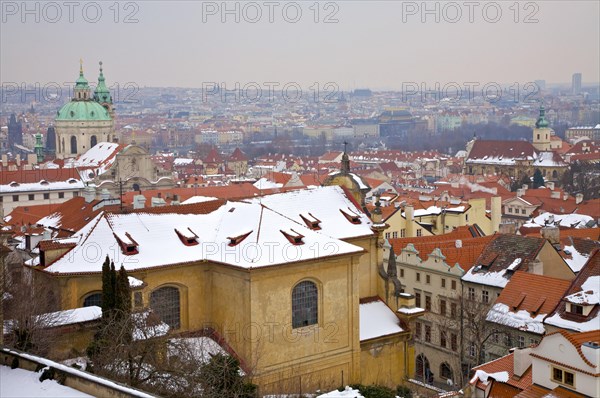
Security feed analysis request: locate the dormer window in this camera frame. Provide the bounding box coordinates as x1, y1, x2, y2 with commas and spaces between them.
68, 178, 78, 184
9, 181, 19, 187
40, 180, 49, 186
340, 208, 361, 224
227, 231, 252, 247
114, 232, 138, 255
570, 304, 584, 315
300, 213, 321, 230
281, 229, 305, 245
175, 227, 198, 246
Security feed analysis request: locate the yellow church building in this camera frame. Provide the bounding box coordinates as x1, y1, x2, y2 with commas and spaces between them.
29, 180, 420, 393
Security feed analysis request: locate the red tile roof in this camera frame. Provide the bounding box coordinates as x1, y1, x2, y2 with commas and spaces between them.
494, 271, 571, 316
472, 351, 533, 391
467, 140, 537, 161
228, 148, 248, 162
0, 168, 81, 185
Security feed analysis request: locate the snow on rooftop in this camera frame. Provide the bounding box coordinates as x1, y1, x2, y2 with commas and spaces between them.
0, 365, 94, 398
5, 307, 101, 333
42, 189, 365, 273
359, 299, 404, 341
530, 212, 595, 229
2, 349, 156, 398
563, 245, 591, 273
462, 268, 509, 288
180, 196, 219, 205
253, 177, 283, 189
412, 206, 443, 217
318, 386, 365, 397
128, 276, 144, 288
564, 276, 600, 305
486, 303, 546, 334
507, 258, 522, 271
398, 306, 425, 315
470, 369, 509, 385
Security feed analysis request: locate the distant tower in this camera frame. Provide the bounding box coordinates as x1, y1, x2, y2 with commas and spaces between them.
572, 73, 582, 95
7, 113, 23, 148
532, 105, 551, 151
93, 61, 114, 116
54, 60, 114, 159
34, 132, 44, 162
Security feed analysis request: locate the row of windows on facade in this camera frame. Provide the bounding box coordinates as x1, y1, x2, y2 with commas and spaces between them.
82, 280, 320, 331
384, 228, 423, 240
400, 270, 461, 291
3, 191, 76, 202
416, 323, 539, 355
506, 206, 528, 215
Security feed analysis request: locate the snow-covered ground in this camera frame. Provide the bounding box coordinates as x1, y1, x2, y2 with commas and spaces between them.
0, 365, 94, 398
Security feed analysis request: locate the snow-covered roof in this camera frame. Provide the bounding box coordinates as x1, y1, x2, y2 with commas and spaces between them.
486, 303, 546, 334
247, 186, 374, 240
1, 349, 157, 398
563, 245, 591, 273
318, 386, 365, 397
564, 276, 599, 305
253, 177, 283, 189
469, 369, 509, 386
4, 306, 101, 333
359, 299, 404, 341
0, 365, 94, 398
524, 212, 595, 229
462, 269, 510, 288
180, 196, 218, 205
40, 187, 367, 273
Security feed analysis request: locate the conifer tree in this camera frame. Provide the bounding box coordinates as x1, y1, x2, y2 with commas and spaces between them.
533, 169, 545, 188
101, 256, 113, 316
115, 265, 131, 317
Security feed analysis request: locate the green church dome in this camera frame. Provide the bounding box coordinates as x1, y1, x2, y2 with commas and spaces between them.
56, 100, 111, 121
535, 105, 549, 129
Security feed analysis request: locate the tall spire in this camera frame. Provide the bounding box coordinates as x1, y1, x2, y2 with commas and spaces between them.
341, 141, 350, 174
535, 103, 549, 128
94, 60, 113, 107
79, 58, 83, 76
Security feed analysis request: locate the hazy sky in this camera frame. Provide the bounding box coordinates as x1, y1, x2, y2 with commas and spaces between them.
1, 1, 599, 90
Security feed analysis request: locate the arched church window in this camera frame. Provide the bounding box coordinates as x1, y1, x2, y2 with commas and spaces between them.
91, 135, 97, 148
292, 280, 318, 328
83, 292, 102, 307
70, 136, 77, 154
150, 286, 180, 329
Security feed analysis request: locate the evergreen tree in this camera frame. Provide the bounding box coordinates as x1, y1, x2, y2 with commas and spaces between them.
115, 265, 131, 317
101, 256, 113, 316
533, 169, 545, 188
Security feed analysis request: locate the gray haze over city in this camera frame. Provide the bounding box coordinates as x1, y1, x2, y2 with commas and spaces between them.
1, 1, 599, 88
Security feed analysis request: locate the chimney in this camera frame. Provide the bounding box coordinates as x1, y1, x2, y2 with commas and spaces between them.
541, 225, 560, 245
451, 182, 459, 188
27, 153, 37, 165
42, 229, 51, 241
546, 181, 555, 190
563, 192, 569, 201
133, 195, 147, 209
1, 154, 7, 167
491, 196, 501, 233
83, 185, 96, 203
576, 193, 584, 205
455, 239, 462, 248
517, 188, 524, 198
513, 347, 533, 378
522, 184, 528, 191
405, 205, 414, 237
551, 191, 561, 199
100, 188, 110, 200
15, 154, 21, 167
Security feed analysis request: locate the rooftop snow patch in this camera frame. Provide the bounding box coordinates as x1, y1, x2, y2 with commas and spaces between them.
359, 299, 404, 341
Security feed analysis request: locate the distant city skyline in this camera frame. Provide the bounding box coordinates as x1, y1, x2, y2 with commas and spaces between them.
1, 1, 599, 90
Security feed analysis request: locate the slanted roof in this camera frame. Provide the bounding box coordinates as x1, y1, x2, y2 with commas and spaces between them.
486, 271, 571, 334
471, 352, 533, 392
466, 140, 537, 165
462, 234, 548, 288
545, 250, 600, 332
228, 148, 247, 162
